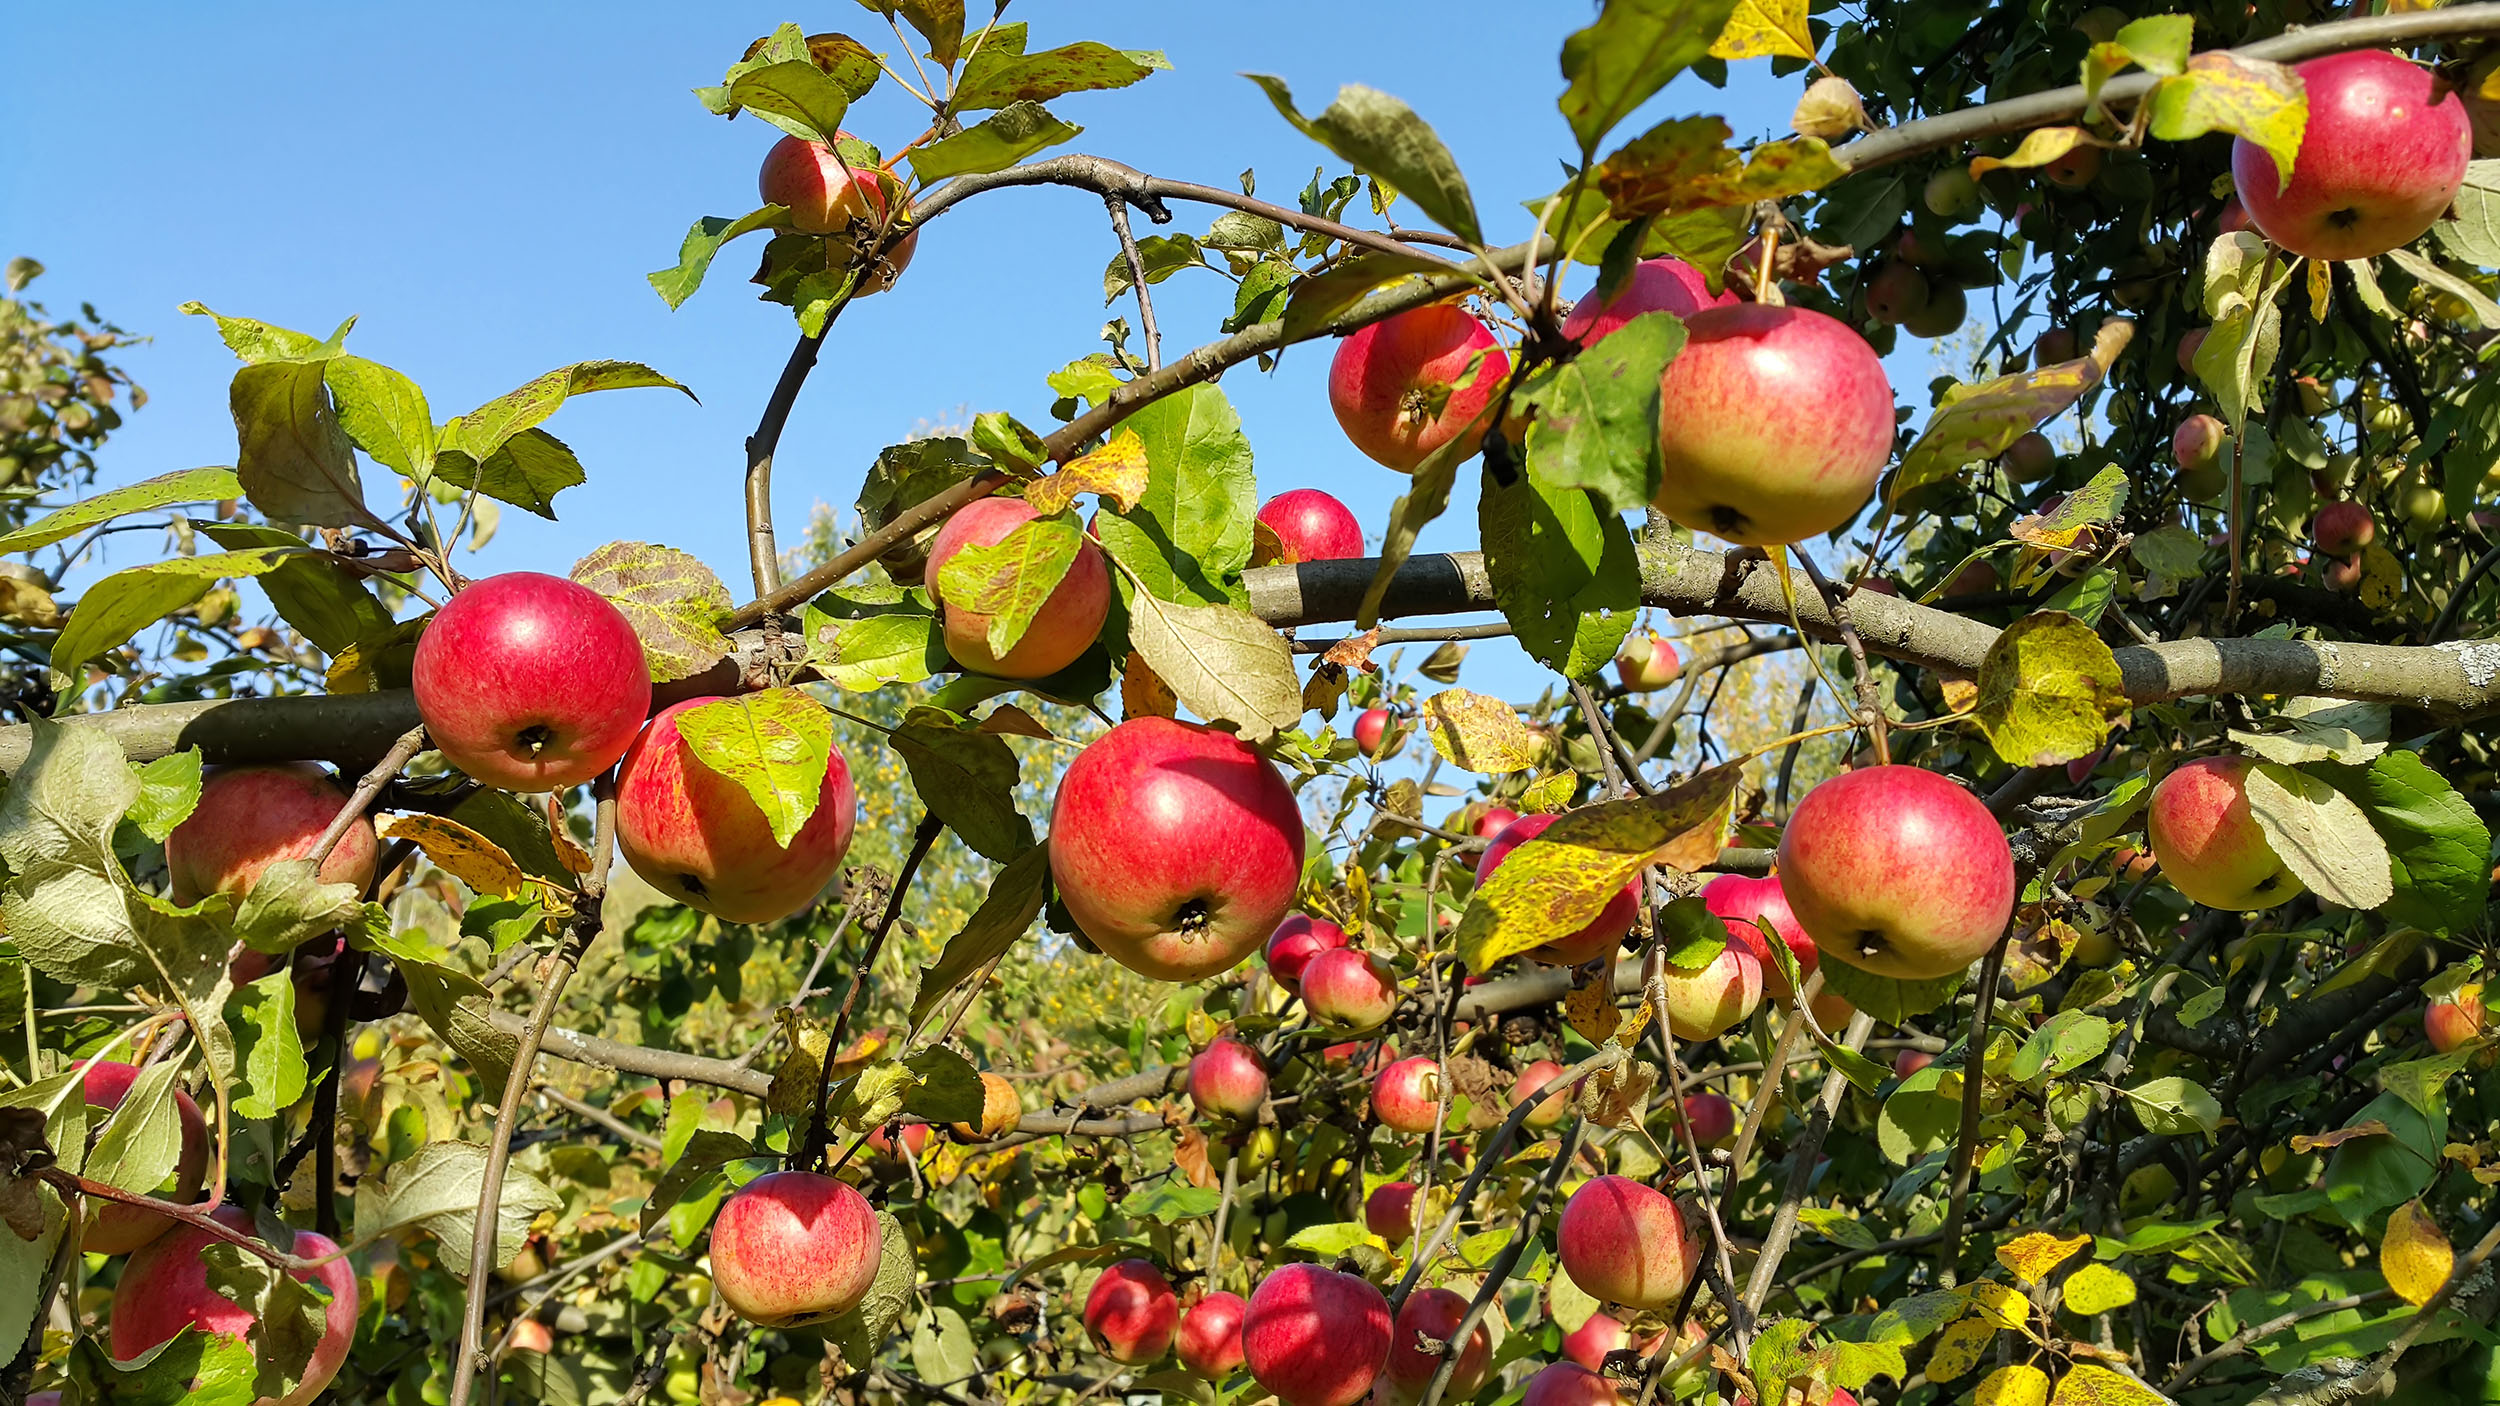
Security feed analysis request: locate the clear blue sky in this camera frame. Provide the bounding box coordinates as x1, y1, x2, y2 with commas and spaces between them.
2, 1, 1814, 703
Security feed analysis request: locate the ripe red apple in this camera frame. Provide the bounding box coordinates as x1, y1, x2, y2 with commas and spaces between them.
1050, 717, 1307, 981
2146, 756, 2305, 910
1777, 766, 2016, 981
614, 698, 856, 925
1523, 1362, 1628, 1406
1329, 304, 1512, 473
2232, 51, 2470, 261
1371, 1056, 1442, 1134
1176, 1291, 1248, 1378
1242, 1263, 1394, 1406
1257, 489, 1365, 563
1701, 873, 1818, 1001
2322, 553, 2365, 593
1862, 261, 1930, 325
1512, 1060, 1575, 1129
1652, 305, 1895, 547
757, 133, 916, 293
1562, 258, 1735, 346
1478, 813, 1635, 966
709, 1171, 882, 1327
2003, 431, 2058, 484
1355, 707, 1396, 759
2426, 984, 2487, 1052
164, 763, 378, 906
1265, 914, 1350, 993
2044, 142, 2101, 188
1188, 1038, 1270, 1122
1300, 948, 1402, 1032
2173, 415, 2227, 475
2314, 501, 2377, 557
866, 1122, 932, 1160
1657, 941, 1764, 1041
1364, 1181, 1420, 1244
926, 496, 1112, 680
1556, 1176, 1701, 1312
1378, 1287, 1492, 1403
2032, 327, 2079, 368
509, 1319, 556, 1354
1681, 1091, 1736, 1146
412, 572, 651, 793
1472, 806, 1521, 839
1893, 1049, 1936, 1079
1084, 1259, 1180, 1364
1614, 631, 1682, 692
76, 1060, 207, 1254
111, 1208, 358, 1406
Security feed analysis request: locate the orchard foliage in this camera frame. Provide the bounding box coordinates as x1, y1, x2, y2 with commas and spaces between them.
7, 1, 2500, 1405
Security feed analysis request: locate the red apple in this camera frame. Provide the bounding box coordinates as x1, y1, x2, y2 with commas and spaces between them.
1681, 1091, 1736, 1146
2175, 327, 2209, 375
111, 1208, 357, 1406
1371, 1056, 1442, 1134
926, 496, 1112, 680
1560, 1311, 1669, 1371
509, 1319, 555, 1354
1176, 1291, 1248, 1378
1242, 1263, 1394, 1406
1300, 948, 1402, 1032
2314, 501, 2377, 556
1257, 489, 1365, 563
1085, 1259, 1180, 1364
2044, 143, 2101, 188
2003, 431, 2058, 484
1652, 305, 1895, 547
1050, 717, 1307, 981
2218, 196, 2253, 235
412, 572, 651, 793
1188, 1038, 1270, 1122
2032, 327, 2079, 368
614, 698, 856, 925
1472, 806, 1521, 839
1862, 261, 1930, 326
1265, 914, 1350, 993
1329, 304, 1510, 473
1893, 1049, 1936, 1079
1355, 707, 1396, 759
757, 133, 916, 293
709, 1171, 882, 1327
1478, 813, 1635, 966
2426, 984, 2487, 1053
1364, 1181, 1420, 1245
1378, 1286, 1491, 1403
76, 1060, 208, 1254
1512, 1060, 1575, 1130
1701, 873, 1818, 1001
1777, 766, 2016, 981
1556, 1176, 1701, 1312
1523, 1362, 1628, 1406
2173, 415, 2227, 473
866, 1122, 931, 1160
165, 763, 377, 906
1563, 258, 1735, 346
2232, 51, 2470, 261
2322, 553, 2365, 593
2147, 756, 2305, 911
1657, 941, 1763, 1041
951, 1070, 1022, 1141
1614, 631, 1682, 692
1811, 988, 1856, 1032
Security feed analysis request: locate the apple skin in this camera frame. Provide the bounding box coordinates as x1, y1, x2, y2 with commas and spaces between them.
412, 572, 651, 793
112, 1207, 358, 1406
1300, 948, 1402, 1032
1329, 304, 1512, 473
1701, 873, 1818, 1001
1355, 707, 1396, 759
1050, 717, 1307, 982
2314, 501, 2377, 557
1893, 1049, 1936, 1079
509, 1319, 556, 1354
2146, 756, 2305, 911
1377, 1287, 1492, 1404
1682, 1091, 1736, 1146
1862, 261, 1930, 325
757, 133, 916, 292
1562, 258, 1735, 346
1479, 813, 1636, 966
1084, 1259, 1180, 1364
1176, 1291, 1249, 1378
1265, 914, 1350, 993
2004, 431, 2058, 484
1652, 304, 1895, 547
76, 1060, 208, 1254
165, 763, 378, 906
1512, 1060, 1575, 1129
1257, 489, 1365, 563
2322, 554, 2365, 593
1242, 1262, 1394, 1406
1371, 1056, 1443, 1134
950, 1071, 1022, 1141
708, 1172, 882, 1327
2173, 415, 2227, 473
1556, 1176, 1701, 1312
615, 698, 857, 925
866, 1122, 931, 1160
1364, 1181, 1420, 1244
1614, 631, 1683, 692
926, 496, 1112, 680
1657, 941, 1764, 1041
1472, 806, 1520, 839
1188, 1038, 1270, 1122
2426, 984, 2487, 1052
1777, 766, 2016, 982
2032, 327, 2079, 368
1523, 1362, 1629, 1406
2232, 51, 2470, 261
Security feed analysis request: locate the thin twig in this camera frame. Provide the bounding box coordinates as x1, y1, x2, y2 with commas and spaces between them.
1104, 195, 1161, 373
806, 813, 944, 1171
1740, 1010, 1876, 1316
308, 724, 428, 868
1934, 933, 2012, 1288
1794, 550, 1888, 765
1417, 1119, 1583, 1406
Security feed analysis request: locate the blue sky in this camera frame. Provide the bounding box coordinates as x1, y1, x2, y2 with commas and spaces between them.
1, 1, 1810, 705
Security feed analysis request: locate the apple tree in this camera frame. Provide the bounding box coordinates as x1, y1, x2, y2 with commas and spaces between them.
4, 2, 2500, 1405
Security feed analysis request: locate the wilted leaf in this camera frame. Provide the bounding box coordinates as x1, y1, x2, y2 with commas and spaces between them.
2048, 1363, 2172, 1404
1598, 116, 1842, 216
377, 814, 526, 899
1024, 430, 1149, 517
1792, 77, 1868, 138
1970, 126, 2091, 178
1893, 321, 2129, 504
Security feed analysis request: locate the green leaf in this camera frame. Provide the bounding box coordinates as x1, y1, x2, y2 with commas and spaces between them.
351, 1140, 562, 1274
911, 1307, 978, 1392
52, 548, 289, 680
1286, 1221, 1386, 1256
1481, 466, 1641, 681
447, 789, 579, 889
1275, 248, 1454, 345
1797, 1206, 1880, 1251
955, 31, 1168, 112
1102, 233, 1206, 303
2245, 762, 2394, 912
128, 749, 204, 844
1093, 384, 1257, 608
180, 302, 354, 366
649, 208, 787, 309
231, 858, 364, 956
907, 101, 1083, 182
85, 1058, 188, 1203
356, 921, 517, 1096
675, 688, 839, 849
900, 1046, 986, 1125
934, 512, 1083, 661
2436, 160, 2500, 265
1557, 0, 1744, 154
823, 1211, 917, 1367
1120, 1179, 1223, 1224
198, 522, 395, 655
802, 590, 948, 692
909, 842, 1051, 1028
1819, 955, 1966, 1025
2317, 750, 2492, 935
2191, 232, 2292, 433
891, 707, 1030, 861
230, 360, 374, 529
2384, 246, 2500, 330
2010, 1009, 2111, 1082
1122, 592, 1304, 744
640, 1130, 760, 1235
1973, 611, 2130, 767
432, 428, 587, 520
324, 354, 436, 479
569, 540, 732, 682
1655, 896, 1730, 969
728, 59, 854, 145
2148, 52, 2306, 189
1517, 310, 1684, 510
447, 361, 693, 469
102, 1326, 262, 1406
232, 969, 309, 1119
1246, 76, 1482, 245
1876, 1065, 1962, 1165
2120, 1075, 2223, 1136
0, 467, 243, 556
2229, 698, 2389, 769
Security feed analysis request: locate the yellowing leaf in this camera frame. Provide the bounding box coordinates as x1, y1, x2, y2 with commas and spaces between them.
2292, 1119, 2392, 1153
1963, 1281, 2030, 1331
1974, 612, 2130, 767
376, 814, 526, 900
934, 512, 1084, 661
2049, 1363, 2172, 1404
1024, 429, 1149, 516
1598, 116, 1842, 216
1892, 322, 2131, 505
1996, 1231, 2090, 1286
1925, 1315, 1996, 1382
1120, 651, 1178, 721
1123, 592, 1304, 744
1518, 771, 1578, 812
1791, 76, 1868, 139
569, 540, 733, 683
1974, 1364, 2051, 1406
1421, 688, 1546, 773
2009, 465, 2128, 550
1711, 0, 1812, 61
2148, 53, 2306, 191
2383, 1198, 2453, 1306
1565, 968, 1623, 1044
2060, 1262, 2138, 1316
1970, 126, 2090, 178
676, 687, 838, 849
